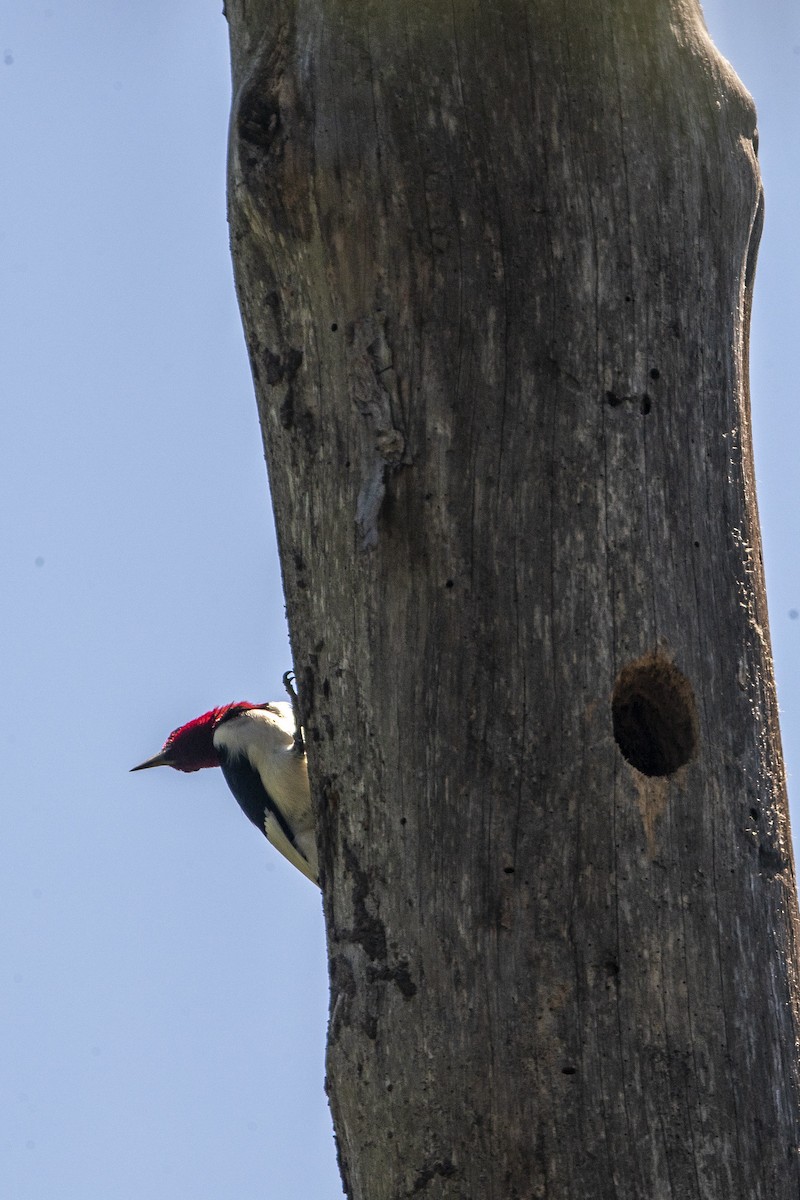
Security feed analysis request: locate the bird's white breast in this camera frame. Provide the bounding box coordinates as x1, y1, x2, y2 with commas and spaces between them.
213, 705, 316, 881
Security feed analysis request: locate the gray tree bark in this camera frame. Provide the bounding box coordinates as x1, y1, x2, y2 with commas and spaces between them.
225, 1, 800, 1196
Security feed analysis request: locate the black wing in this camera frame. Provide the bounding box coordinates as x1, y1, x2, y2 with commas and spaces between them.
218, 748, 301, 856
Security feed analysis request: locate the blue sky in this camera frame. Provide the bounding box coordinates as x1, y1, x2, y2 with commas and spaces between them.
1, 3, 797, 1197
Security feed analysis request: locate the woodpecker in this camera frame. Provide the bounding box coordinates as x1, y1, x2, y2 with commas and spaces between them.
131, 688, 317, 884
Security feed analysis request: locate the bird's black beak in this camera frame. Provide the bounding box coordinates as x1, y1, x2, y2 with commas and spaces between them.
130, 750, 172, 772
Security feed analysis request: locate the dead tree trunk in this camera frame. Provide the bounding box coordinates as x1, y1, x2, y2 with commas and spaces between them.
226, 1, 800, 1195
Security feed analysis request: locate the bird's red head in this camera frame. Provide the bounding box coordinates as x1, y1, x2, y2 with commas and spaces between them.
131, 703, 260, 774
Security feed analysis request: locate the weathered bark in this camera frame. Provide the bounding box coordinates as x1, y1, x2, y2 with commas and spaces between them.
226, 1, 800, 1196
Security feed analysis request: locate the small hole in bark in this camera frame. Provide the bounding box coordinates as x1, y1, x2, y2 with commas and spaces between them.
445, 579, 454, 589
750, 806, 760, 821
649, 367, 660, 380
561, 1066, 577, 1076
612, 655, 697, 777
330, 322, 338, 331
503, 866, 515, 875
640, 393, 652, 415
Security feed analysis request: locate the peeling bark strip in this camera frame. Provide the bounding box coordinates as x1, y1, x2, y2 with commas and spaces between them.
348, 314, 408, 550
226, 1, 800, 1197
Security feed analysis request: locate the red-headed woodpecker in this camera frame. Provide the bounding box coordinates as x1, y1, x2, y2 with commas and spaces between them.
131, 698, 317, 884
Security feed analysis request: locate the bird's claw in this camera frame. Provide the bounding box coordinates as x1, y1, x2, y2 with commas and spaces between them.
283, 670, 305, 756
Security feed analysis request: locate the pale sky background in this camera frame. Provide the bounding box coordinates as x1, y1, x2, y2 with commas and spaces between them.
1, 3, 797, 1198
